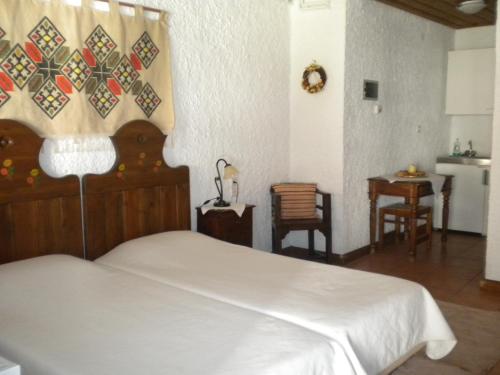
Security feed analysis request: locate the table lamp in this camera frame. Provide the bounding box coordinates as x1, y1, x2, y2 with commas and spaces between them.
214, 158, 238, 207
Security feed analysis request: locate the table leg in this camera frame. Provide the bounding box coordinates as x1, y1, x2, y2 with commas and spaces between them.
404, 197, 410, 240
369, 194, 378, 253
409, 198, 418, 259
442, 190, 450, 242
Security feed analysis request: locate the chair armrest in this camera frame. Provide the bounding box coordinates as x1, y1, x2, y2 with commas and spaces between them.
315, 191, 331, 224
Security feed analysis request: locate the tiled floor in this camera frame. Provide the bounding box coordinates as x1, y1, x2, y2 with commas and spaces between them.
346, 231, 500, 311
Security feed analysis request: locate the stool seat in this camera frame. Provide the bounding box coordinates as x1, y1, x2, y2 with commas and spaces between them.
378, 203, 433, 257
381, 203, 431, 217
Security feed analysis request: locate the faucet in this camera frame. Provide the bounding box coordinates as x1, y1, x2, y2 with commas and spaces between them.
463, 140, 477, 158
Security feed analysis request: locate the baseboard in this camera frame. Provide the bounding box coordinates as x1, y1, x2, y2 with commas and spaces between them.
281, 230, 404, 265
333, 230, 401, 265
435, 228, 484, 237
479, 278, 500, 293
283, 230, 484, 266
332, 245, 371, 265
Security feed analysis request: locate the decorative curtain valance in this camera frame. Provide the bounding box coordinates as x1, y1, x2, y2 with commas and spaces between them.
0, 0, 174, 136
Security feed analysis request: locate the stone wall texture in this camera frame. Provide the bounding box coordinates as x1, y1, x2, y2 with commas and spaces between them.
40, 0, 290, 251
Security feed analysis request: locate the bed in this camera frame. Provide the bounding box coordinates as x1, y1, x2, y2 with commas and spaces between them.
0, 119, 456, 375
96, 231, 457, 374
0, 255, 346, 375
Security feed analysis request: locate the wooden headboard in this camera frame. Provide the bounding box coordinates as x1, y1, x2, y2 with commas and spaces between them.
0, 120, 83, 264
83, 120, 190, 260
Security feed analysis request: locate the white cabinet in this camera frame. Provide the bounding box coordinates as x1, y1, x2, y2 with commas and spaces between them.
434, 163, 489, 234
445, 48, 495, 115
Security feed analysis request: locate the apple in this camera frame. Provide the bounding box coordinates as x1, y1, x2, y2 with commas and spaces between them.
408, 164, 417, 174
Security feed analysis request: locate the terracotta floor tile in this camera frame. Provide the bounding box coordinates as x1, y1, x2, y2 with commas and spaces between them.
425, 287, 457, 301
346, 231, 500, 311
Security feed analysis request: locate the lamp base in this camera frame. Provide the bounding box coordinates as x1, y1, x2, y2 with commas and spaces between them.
214, 199, 230, 207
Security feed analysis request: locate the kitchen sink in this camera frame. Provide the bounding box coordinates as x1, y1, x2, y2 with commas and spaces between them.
436, 156, 491, 166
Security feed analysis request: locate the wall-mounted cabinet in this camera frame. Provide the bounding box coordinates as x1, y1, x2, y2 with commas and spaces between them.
445, 48, 495, 115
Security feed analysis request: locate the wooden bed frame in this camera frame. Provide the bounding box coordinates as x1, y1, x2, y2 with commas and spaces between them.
0, 119, 190, 264
0, 119, 83, 264
82, 120, 190, 260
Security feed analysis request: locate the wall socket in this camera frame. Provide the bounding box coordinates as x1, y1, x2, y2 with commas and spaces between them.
416, 125, 422, 133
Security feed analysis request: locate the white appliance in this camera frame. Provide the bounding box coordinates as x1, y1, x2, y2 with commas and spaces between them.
434, 163, 489, 234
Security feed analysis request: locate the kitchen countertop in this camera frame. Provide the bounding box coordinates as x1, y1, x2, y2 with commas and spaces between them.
437, 156, 491, 166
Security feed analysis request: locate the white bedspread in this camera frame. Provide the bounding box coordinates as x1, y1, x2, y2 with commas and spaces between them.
0, 255, 353, 375
97, 231, 457, 375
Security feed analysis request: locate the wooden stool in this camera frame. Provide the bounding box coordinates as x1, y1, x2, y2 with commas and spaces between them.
378, 203, 433, 256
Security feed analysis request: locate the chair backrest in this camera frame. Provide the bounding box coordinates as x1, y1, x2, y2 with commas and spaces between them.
271, 183, 317, 219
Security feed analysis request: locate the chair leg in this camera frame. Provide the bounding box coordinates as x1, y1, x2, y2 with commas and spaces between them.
408, 213, 418, 259
272, 227, 277, 253
395, 216, 401, 244
427, 210, 433, 250
378, 209, 385, 250
308, 230, 315, 256
272, 227, 282, 253
325, 227, 332, 264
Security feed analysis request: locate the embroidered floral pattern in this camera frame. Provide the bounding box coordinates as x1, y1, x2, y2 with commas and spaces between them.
1, 17, 162, 119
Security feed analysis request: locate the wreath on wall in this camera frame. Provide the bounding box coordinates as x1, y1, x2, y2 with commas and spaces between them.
302, 62, 327, 94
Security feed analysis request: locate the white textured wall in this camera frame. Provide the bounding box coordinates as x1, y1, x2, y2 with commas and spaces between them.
454, 26, 496, 50
485, 6, 500, 282
288, 0, 346, 252
448, 26, 495, 158
341, 0, 453, 252
39, 0, 290, 251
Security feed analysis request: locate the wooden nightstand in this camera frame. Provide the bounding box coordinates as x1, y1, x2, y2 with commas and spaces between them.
196, 205, 255, 247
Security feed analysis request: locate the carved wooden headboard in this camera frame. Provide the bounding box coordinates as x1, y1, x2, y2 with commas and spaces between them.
82, 120, 190, 260
0, 120, 83, 264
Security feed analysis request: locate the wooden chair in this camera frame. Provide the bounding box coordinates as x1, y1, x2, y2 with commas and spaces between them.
271, 184, 332, 264
378, 203, 433, 254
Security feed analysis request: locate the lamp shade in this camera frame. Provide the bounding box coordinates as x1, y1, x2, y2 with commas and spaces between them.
457, 0, 486, 14
223, 165, 238, 179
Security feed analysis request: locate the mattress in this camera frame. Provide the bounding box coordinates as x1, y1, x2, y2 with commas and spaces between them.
0, 255, 353, 375
97, 230, 457, 375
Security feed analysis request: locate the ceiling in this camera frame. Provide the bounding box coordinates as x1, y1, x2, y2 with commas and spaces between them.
375, 0, 497, 29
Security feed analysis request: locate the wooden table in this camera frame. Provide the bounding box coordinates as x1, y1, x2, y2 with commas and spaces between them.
368, 176, 453, 256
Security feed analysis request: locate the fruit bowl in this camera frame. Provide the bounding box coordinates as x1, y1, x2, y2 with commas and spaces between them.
395, 170, 427, 178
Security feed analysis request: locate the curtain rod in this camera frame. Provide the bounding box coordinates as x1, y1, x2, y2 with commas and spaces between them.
94, 0, 162, 14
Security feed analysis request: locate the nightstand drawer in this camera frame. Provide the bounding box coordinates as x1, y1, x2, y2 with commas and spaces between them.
196, 205, 254, 247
